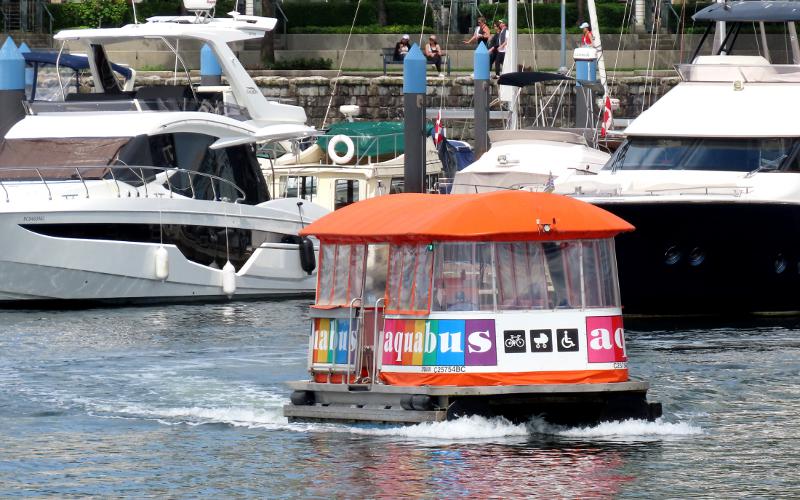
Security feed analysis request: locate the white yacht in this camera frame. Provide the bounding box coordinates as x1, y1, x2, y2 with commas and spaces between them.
557, 1, 800, 315
451, 128, 609, 193
0, 7, 329, 305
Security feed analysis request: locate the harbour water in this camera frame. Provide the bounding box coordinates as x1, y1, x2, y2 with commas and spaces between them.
1, 300, 798, 497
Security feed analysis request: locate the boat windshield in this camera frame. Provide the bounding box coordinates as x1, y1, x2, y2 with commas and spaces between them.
606, 137, 800, 172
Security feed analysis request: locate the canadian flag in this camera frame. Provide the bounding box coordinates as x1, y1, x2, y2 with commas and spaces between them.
433, 109, 445, 145
600, 95, 613, 138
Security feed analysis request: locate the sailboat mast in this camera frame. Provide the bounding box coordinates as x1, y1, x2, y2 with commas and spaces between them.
586, 0, 607, 93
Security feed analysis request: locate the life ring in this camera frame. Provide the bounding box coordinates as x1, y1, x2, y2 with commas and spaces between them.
327, 134, 355, 165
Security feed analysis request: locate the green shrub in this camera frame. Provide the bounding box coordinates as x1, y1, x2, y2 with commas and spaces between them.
282, 0, 377, 28
51, 0, 129, 29
272, 57, 333, 70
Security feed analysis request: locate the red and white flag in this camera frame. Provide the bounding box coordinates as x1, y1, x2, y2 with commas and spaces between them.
433, 109, 445, 145
600, 95, 613, 138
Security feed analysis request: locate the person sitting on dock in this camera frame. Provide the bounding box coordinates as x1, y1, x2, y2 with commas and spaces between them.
424, 35, 445, 76
394, 34, 411, 61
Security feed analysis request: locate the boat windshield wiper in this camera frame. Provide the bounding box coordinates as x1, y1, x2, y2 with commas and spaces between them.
609, 141, 630, 173
746, 154, 786, 178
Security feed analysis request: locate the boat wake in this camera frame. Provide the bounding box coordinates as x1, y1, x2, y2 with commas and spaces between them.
528, 417, 703, 441
93, 389, 702, 443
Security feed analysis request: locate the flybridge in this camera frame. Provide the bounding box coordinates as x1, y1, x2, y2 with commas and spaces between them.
54, 13, 277, 44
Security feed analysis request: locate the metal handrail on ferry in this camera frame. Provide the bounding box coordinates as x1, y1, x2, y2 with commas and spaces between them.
0, 165, 247, 204
370, 297, 386, 388
343, 297, 363, 384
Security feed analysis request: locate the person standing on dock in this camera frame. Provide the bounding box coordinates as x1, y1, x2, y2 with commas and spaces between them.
494, 19, 508, 77
488, 21, 501, 75
463, 17, 490, 46
424, 35, 445, 76
580, 22, 594, 47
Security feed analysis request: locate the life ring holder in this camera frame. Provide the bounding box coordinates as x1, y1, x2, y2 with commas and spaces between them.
327, 134, 355, 165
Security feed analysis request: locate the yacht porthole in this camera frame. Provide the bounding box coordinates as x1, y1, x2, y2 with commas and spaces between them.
688, 247, 705, 266
774, 255, 787, 274
664, 246, 682, 266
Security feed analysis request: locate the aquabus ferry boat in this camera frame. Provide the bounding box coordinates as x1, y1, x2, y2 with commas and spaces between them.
284, 191, 661, 425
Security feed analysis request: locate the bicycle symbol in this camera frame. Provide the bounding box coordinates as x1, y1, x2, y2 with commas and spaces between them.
505, 334, 525, 348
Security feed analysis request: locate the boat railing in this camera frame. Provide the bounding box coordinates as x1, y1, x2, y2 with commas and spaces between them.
0, 165, 247, 204
676, 63, 800, 83
28, 98, 251, 121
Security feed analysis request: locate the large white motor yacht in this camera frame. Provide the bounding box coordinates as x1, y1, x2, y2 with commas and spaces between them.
557, 1, 800, 315
0, 8, 329, 305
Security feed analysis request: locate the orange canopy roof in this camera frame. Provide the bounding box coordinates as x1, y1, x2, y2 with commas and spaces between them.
301, 191, 634, 243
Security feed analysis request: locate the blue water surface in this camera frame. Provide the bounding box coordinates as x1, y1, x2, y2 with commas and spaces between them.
0, 301, 798, 498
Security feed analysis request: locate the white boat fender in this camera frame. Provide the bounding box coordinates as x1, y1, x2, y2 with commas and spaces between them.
299, 237, 316, 275
222, 261, 236, 297
327, 134, 355, 165
154, 246, 169, 281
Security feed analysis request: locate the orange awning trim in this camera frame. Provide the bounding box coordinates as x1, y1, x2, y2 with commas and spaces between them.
378, 369, 628, 386
300, 191, 634, 244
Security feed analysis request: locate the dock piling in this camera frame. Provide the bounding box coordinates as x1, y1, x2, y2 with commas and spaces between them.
403, 44, 426, 194
473, 42, 490, 159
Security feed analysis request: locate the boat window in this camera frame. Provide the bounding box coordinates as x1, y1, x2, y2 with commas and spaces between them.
389, 177, 404, 194
543, 242, 582, 309
153, 134, 268, 204
582, 239, 621, 308
0, 137, 132, 181
316, 243, 366, 306
334, 179, 360, 209
285, 176, 318, 200
386, 244, 434, 314
495, 242, 549, 310
608, 137, 797, 172
431, 242, 495, 312
363, 244, 389, 305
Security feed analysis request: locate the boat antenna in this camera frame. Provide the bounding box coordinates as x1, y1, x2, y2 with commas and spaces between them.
131, 0, 139, 25
296, 201, 305, 228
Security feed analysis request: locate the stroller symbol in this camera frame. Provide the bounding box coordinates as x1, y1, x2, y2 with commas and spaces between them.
533, 332, 549, 349
560, 332, 576, 349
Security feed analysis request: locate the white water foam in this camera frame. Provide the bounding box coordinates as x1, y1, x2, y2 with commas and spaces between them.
528, 417, 703, 441
345, 415, 530, 441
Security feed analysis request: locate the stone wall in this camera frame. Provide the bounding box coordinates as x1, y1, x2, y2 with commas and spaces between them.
251, 74, 680, 138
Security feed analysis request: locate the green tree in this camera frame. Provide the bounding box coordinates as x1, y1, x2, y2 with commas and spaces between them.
260, 0, 276, 66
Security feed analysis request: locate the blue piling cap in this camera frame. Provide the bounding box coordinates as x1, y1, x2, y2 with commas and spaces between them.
18, 42, 31, 54
403, 44, 427, 94
0, 37, 25, 91
200, 43, 222, 77
473, 42, 490, 80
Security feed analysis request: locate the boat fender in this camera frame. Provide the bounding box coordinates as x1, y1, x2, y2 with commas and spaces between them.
299, 237, 316, 275
222, 260, 236, 297
154, 245, 169, 281
410, 394, 434, 411
290, 390, 315, 406
400, 395, 415, 411
327, 134, 355, 165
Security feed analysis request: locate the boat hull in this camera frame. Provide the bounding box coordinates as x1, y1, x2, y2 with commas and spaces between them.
596, 200, 800, 315
0, 197, 319, 306
283, 381, 661, 425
